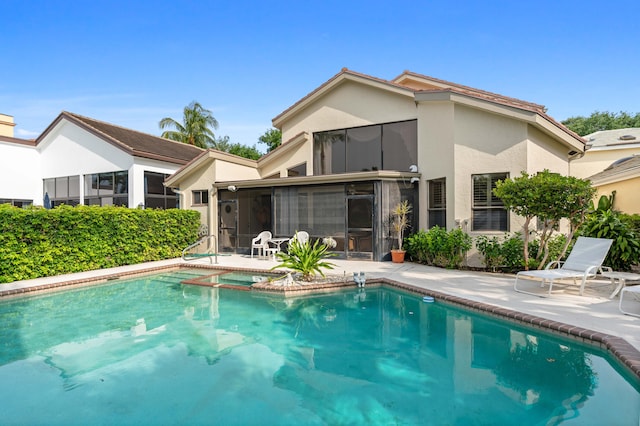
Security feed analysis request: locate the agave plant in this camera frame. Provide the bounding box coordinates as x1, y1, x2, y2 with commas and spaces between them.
272, 237, 336, 281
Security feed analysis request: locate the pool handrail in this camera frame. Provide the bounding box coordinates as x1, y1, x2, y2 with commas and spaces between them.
182, 235, 229, 264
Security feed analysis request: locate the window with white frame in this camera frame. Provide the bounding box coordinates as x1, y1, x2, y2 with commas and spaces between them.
472, 173, 508, 231
192, 190, 209, 205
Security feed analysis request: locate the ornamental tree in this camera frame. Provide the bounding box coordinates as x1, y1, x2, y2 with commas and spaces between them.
493, 170, 595, 269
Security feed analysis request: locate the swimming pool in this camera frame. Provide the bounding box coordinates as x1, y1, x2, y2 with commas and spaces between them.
0, 270, 638, 425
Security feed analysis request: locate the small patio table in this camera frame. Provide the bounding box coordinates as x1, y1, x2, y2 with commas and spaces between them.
266, 238, 290, 260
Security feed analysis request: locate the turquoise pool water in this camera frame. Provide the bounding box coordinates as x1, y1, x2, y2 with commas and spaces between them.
183, 270, 281, 288
0, 270, 638, 425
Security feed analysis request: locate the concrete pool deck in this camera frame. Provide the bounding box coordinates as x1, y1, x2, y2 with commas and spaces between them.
2, 254, 639, 376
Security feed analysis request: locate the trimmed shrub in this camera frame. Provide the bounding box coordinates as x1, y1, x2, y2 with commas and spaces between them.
405, 226, 472, 269
0, 204, 200, 283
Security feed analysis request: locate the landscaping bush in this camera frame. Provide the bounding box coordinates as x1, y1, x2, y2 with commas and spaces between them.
0, 204, 200, 283
476, 233, 523, 272
476, 233, 570, 272
405, 226, 472, 269
578, 209, 640, 271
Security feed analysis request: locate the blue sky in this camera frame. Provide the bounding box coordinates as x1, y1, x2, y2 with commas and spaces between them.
2, 0, 639, 150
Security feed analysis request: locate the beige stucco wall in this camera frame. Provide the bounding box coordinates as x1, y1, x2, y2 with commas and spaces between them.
416, 101, 455, 230
570, 146, 640, 179
452, 105, 529, 236
258, 137, 311, 178
170, 156, 260, 236
280, 81, 416, 147
595, 177, 640, 215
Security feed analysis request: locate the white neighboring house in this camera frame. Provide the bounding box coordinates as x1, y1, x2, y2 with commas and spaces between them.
0, 112, 203, 208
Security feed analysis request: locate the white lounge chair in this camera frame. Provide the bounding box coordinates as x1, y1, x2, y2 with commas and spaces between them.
251, 231, 272, 258
619, 285, 640, 317
514, 236, 613, 297
290, 231, 309, 245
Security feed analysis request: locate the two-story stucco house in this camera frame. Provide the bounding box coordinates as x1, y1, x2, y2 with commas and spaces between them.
165, 68, 586, 261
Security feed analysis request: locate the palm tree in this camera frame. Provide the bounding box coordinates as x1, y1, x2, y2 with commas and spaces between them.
159, 101, 219, 148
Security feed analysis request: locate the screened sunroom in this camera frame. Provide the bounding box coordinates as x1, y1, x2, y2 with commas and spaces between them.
215, 173, 417, 261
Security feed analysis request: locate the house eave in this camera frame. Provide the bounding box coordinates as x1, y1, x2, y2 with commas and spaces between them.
213, 170, 421, 190
165, 149, 258, 188
415, 90, 585, 153
272, 69, 414, 129
257, 131, 308, 168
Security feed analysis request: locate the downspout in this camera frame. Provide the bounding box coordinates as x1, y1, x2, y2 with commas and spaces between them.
568, 143, 590, 176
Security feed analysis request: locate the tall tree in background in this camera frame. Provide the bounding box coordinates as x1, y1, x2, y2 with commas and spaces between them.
562, 111, 640, 136
258, 128, 282, 152
213, 135, 262, 160
159, 101, 219, 148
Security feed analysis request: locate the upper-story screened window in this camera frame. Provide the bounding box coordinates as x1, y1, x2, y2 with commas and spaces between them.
313, 120, 417, 175
382, 121, 417, 171
472, 173, 508, 231
313, 130, 345, 175
347, 126, 381, 172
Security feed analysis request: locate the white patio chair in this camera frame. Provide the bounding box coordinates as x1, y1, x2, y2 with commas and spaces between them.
514, 237, 613, 297
251, 231, 272, 258
290, 231, 309, 245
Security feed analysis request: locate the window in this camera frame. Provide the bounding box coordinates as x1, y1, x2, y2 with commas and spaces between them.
192, 190, 209, 205
472, 173, 508, 231
428, 178, 446, 228
313, 120, 417, 175
83, 171, 128, 207
44, 175, 81, 207
347, 126, 381, 172
144, 172, 177, 209
287, 163, 306, 177
0, 199, 32, 208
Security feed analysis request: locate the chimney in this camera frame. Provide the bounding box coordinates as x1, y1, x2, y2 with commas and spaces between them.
0, 114, 16, 137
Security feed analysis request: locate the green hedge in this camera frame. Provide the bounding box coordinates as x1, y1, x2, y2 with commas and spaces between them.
0, 204, 200, 284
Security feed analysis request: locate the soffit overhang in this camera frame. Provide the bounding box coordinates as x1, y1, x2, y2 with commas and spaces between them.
164, 149, 258, 188
256, 131, 308, 169
213, 170, 421, 190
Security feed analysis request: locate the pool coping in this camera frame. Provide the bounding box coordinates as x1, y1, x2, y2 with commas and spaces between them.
2, 263, 639, 381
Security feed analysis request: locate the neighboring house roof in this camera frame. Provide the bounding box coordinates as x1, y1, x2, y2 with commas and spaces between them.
0, 135, 36, 147
588, 154, 640, 185
584, 128, 640, 151
272, 68, 585, 150
36, 111, 204, 165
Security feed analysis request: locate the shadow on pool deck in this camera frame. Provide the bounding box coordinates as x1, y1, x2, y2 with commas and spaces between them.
2, 254, 639, 377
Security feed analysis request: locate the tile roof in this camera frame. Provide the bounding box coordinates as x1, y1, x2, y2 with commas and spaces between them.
0, 135, 36, 146
588, 154, 640, 183
273, 68, 584, 145
38, 112, 204, 165
584, 128, 640, 149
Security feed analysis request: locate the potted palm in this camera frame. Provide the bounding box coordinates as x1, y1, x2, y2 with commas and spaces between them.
391, 200, 412, 263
